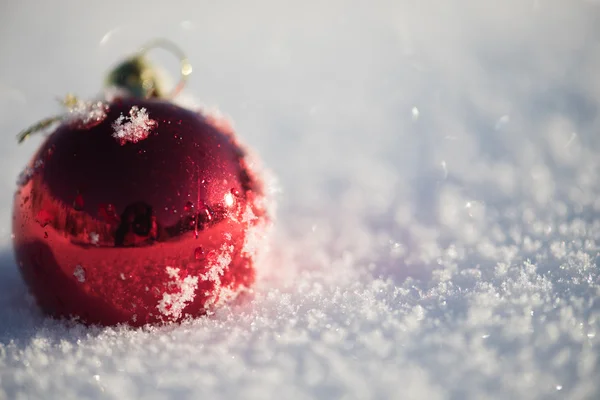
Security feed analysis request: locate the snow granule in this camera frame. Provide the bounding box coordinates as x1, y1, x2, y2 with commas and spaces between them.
73, 265, 85, 283
111, 106, 157, 145
88, 232, 99, 245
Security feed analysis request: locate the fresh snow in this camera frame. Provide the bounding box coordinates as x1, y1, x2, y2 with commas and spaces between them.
1, 0, 600, 399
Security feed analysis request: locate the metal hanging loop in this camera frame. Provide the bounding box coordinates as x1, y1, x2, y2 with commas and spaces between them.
105, 38, 193, 99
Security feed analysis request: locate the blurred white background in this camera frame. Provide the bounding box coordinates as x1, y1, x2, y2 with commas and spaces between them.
1, 0, 600, 399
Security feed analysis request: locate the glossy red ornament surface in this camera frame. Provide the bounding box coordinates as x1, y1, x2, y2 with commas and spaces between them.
12, 98, 269, 327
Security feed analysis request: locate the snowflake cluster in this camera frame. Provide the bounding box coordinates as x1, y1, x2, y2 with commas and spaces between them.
65, 100, 109, 129
111, 106, 158, 145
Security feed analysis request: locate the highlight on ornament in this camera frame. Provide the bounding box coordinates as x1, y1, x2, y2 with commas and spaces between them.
12, 39, 272, 327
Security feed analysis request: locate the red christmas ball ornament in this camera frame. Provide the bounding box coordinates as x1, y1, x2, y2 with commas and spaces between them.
12, 40, 272, 327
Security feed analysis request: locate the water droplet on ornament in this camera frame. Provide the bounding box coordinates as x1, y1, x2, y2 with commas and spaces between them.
198, 206, 212, 227
224, 192, 234, 207
194, 247, 205, 260
207, 250, 217, 262
35, 209, 53, 228
98, 204, 118, 223
184, 201, 194, 212
73, 193, 84, 211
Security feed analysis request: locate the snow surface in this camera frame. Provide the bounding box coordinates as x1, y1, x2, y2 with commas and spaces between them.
1, 0, 600, 399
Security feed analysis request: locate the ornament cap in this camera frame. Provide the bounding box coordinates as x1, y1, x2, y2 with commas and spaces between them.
105, 38, 193, 100
17, 39, 193, 144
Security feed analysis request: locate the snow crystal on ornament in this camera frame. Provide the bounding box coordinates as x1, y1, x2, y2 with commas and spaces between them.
199, 244, 242, 311
199, 244, 234, 284
112, 106, 157, 145
157, 266, 199, 320
64, 99, 109, 129
89, 232, 100, 245
73, 265, 86, 283
16, 159, 44, 186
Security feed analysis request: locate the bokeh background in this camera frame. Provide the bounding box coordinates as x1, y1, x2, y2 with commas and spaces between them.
1, 0, 600, 398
